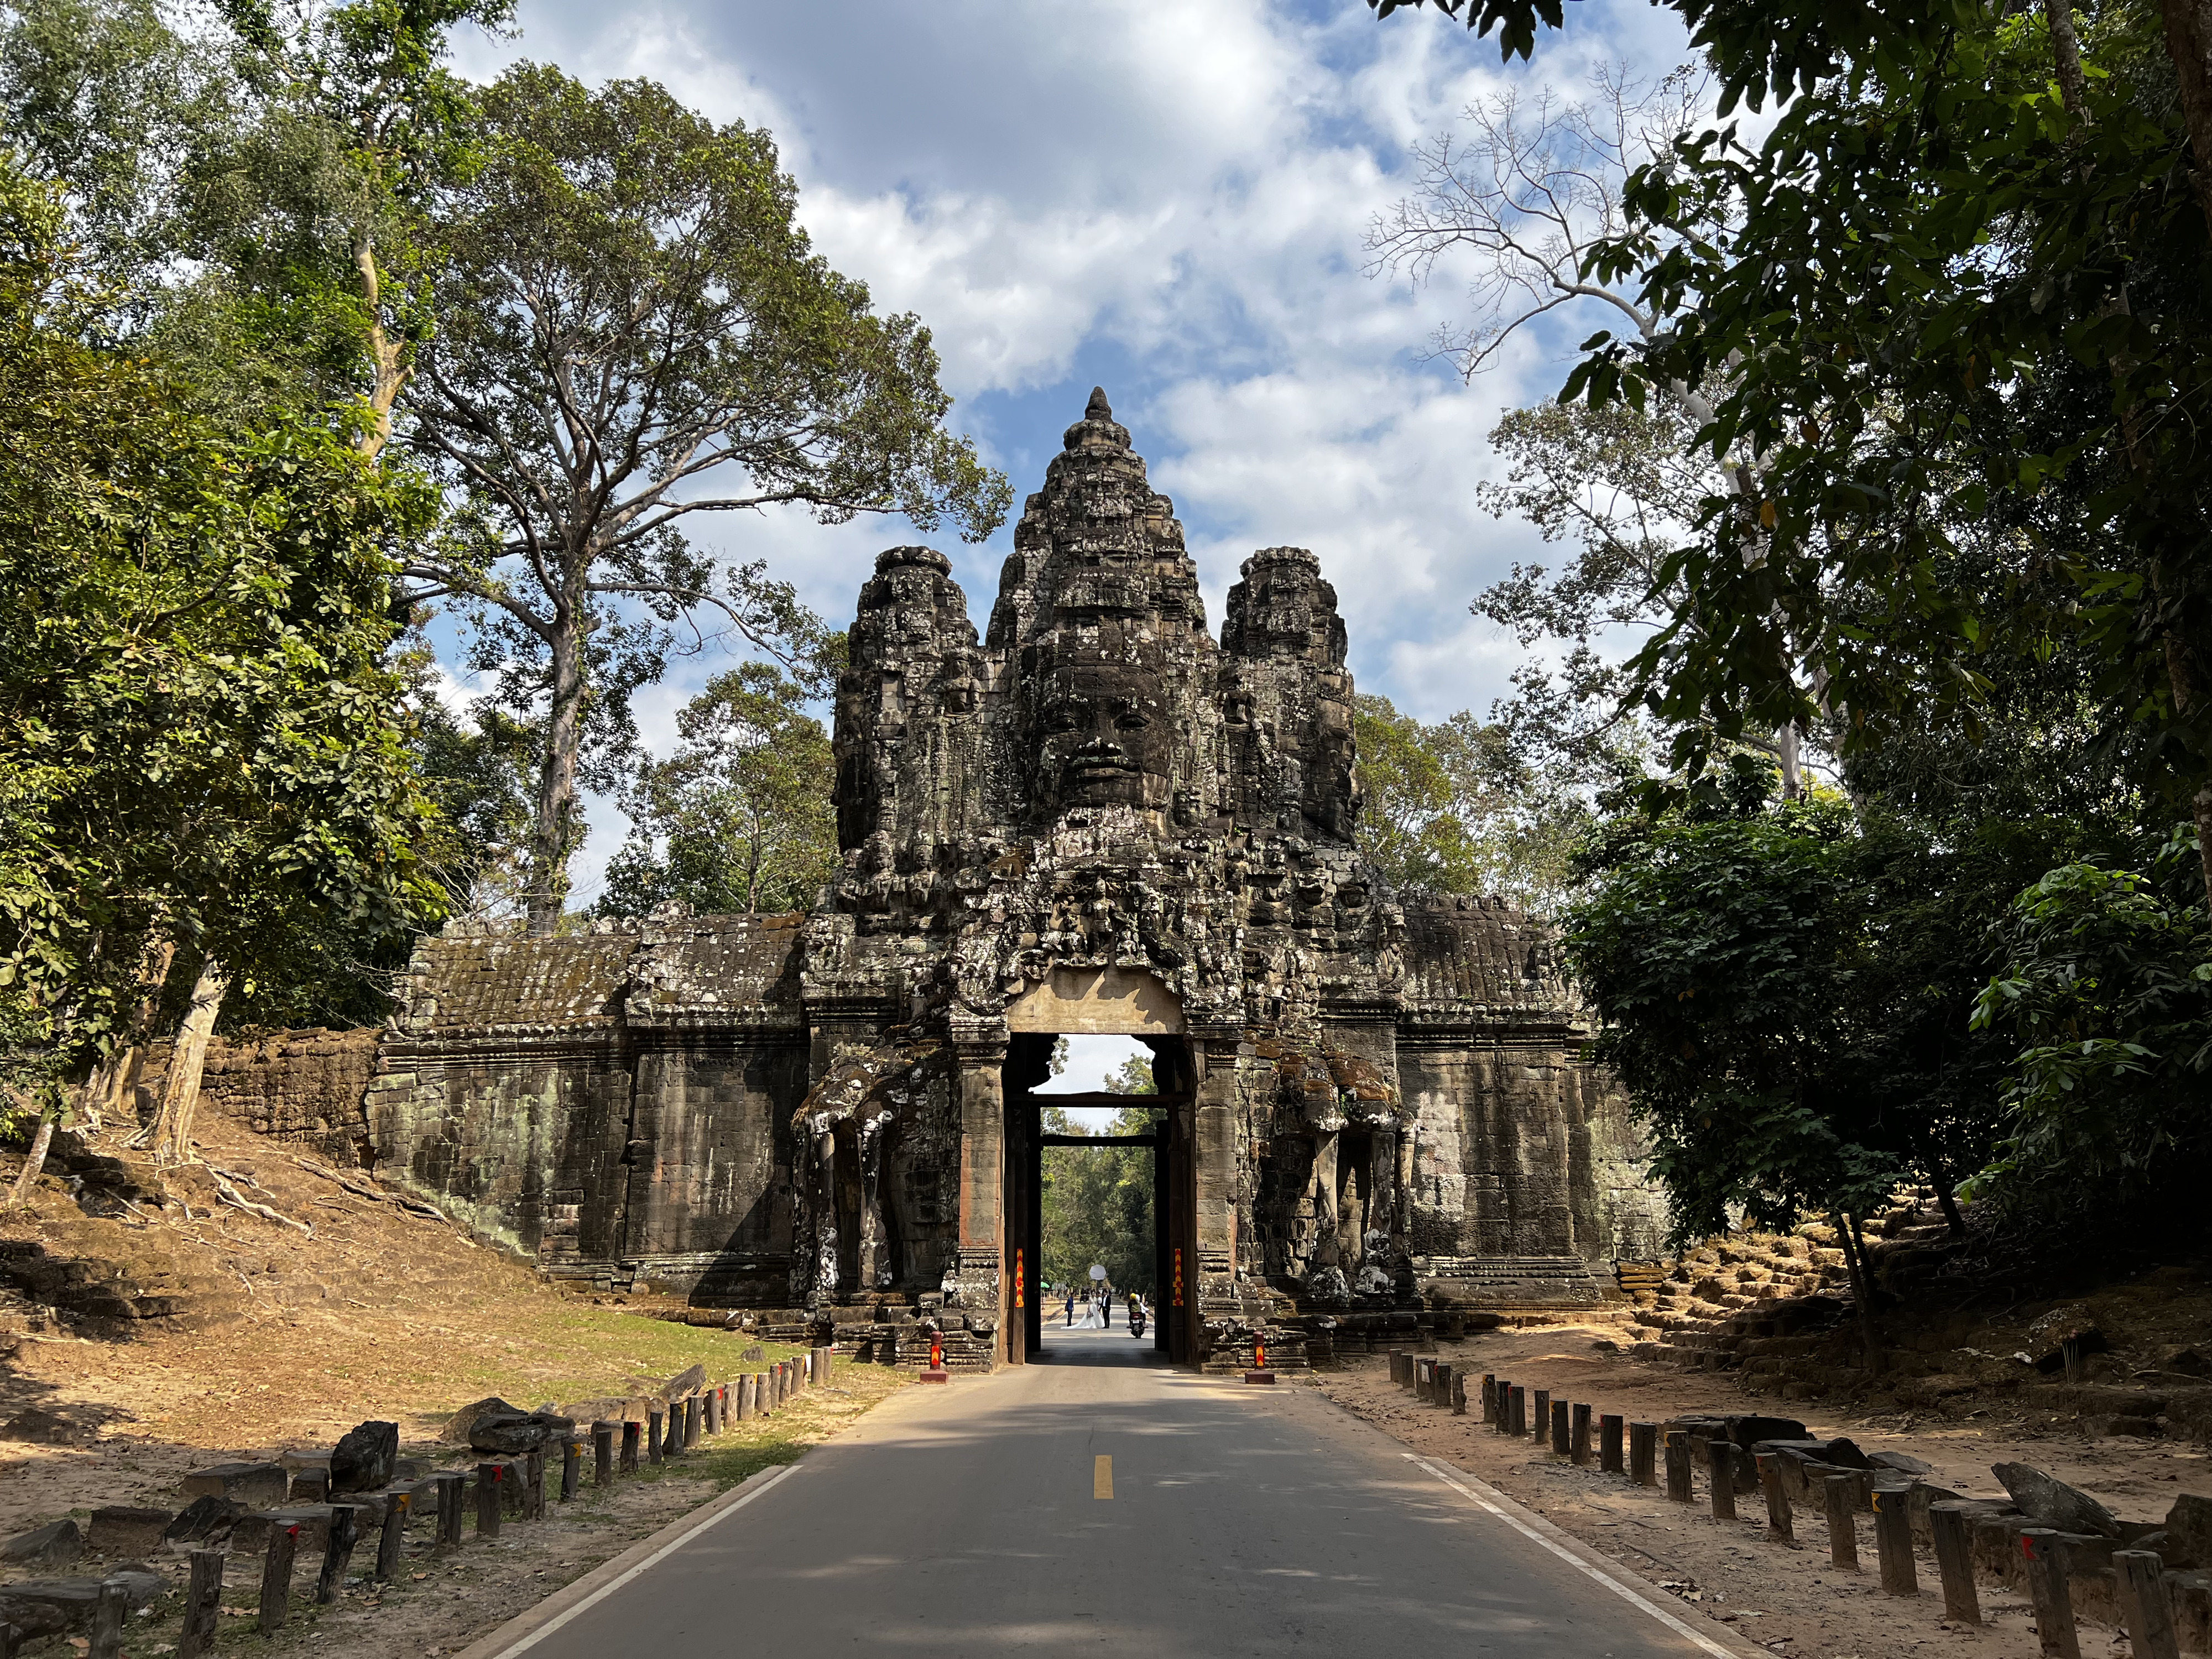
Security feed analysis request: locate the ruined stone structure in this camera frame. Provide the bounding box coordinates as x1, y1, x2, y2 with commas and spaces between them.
368, 392, 1665, 1366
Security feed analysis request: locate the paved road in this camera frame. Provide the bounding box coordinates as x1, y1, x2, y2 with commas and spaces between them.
493, 1329, 1731, 1657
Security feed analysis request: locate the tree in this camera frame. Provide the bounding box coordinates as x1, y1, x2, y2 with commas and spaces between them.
0, 159, 441, 1174
1039, 1102, 1157, 1297
404, 65, 1011, 936
1353, 692, 1625, 916
597, 662, 837, 919
1370, 0, 2212, 911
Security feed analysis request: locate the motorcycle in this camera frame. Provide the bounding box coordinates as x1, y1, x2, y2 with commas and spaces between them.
1129, 1306, 1147, 1339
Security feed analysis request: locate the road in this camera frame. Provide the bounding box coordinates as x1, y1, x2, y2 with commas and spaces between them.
481, 1326, 1737, 1657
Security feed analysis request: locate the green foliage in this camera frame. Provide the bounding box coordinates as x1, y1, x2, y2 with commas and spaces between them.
0, 157, 442, 1074
1564, 765, 2110, 1244
1039, 1102, 1157, 1297
597, 663, 837, 919
1970, 827, 2212, 1219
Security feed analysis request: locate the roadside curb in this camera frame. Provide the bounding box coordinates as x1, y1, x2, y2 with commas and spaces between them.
448, 1461, 801, 1659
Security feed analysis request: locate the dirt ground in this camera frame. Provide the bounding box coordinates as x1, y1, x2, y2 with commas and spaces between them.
1312, 1325, 2212, 1659
0, 1115, 916, 1655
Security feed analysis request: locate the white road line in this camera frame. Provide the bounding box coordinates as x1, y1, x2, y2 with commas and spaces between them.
1403, 1453, 1745, 1659
482, 1462, 801, 1659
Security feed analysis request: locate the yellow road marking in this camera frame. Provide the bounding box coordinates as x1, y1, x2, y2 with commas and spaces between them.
1093, 1454, 1113, 1500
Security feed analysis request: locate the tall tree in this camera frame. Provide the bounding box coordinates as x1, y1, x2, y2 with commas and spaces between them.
405, 65, 1011, 936
597, 662, 837, 919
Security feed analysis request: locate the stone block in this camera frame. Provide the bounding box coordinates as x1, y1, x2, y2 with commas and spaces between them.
468, 1411, 574, 1454
85, 1506, 173, 1556
163, 1495, 245, 1547
0, 1519, 81, 1569
1992, 1461, 2124, 1538
331, 1419, 398, 1492
2168, 1492, 2212, 1569
0, 1571, 161, 1639
180, 1461, 290, 1510
231, 1504, 336, 1554
442, 1395, 521, 1443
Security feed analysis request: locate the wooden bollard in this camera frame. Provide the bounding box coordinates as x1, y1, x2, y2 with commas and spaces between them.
1824, 1473, 1860, 1570
88, 1578, 126, 1659
1480, 1374, 1496, 1423
0, 1623, 19, 1659
561, 1437, 581, 1497
593, 1421, 615, 1486
704, 1387, 720, 1435
2020, 1529, 2081, 1659
648, 1408, 665, 1463
1929, 1502, 1979, 1624
1509, 1385, 1527, 1437
1550, 1399, 1571, 1456
2115, 1548, 2181, 1659
524, 1449, 545, 1520
1663, 1431, 1692, 1503
686, 1393, 703, 1446
1451, 1370, 1467, 1413
737, 1374, 756, 1421
1871, 1484, 1916, 1595
1490, 1378, 1508, 1431
1708, 1442, 1739, 1521
375, 1489, 411, 1582
315, 1503, 359, 1603
434, 1471, 463, 1546
1435, 1363, 1454, 1407
178, 1549, 223, 1659
1531, 1388, 1551, 1443
621, 1418, 641, 1474
1571, 1403, 1592, 1465
1600, 1413, 1624, 1474
1755, 1452, 1795, 1545
1629, 1422, 1656, 1486
476, 1463, 503, 1538
258, 1519, 301, 1632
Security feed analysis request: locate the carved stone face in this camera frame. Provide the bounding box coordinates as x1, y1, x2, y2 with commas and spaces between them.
1025, 661, 1171, 816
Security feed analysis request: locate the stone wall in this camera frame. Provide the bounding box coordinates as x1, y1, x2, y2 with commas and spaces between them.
140, 1026, 380, 1167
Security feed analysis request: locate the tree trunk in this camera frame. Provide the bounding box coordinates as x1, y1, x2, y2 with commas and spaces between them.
524, 620, 586, 938
1777, 722, 1803, 801
79, 936, 178, 1133
7, 1107, 58, 1209
351, 232, 409, 463
2159, 0, 2212, 230
1834, 1209, 1885, 1373
149, 959, 228, 1166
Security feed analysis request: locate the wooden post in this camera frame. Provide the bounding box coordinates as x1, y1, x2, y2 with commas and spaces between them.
315, 1503, 359, 1603
258, 1520, 300, 1632
1824, 1474, 1860, 1571
524, 1449, 545, 1520
648, 1409, 665, 1463
1481, 1374, 1496, 1423
1756, 1452, 1795, 1545
1490, 1378, 1509, 1431
1451, 1370, 1467, 1414
1571, 1403, 1592, 1465
621, 1418, 641, 1474
1531, 1389, 1551, 1444
562, 1437, 581, 1496
1664, 1431, 1692, 1503
1629, 1422, 1656, 1486
434, 1472, 463, 1546
2021, 1529, 2081, 1659
1708, 1442, 1738, 1521
1434, 1363, 1454, 1407
1871, 1484, 1916, 1595
686, 1394, 703, 1446
1509, 1385, 1527, 1438
476, 1463, 503, 1538
375, 1489, 411, 1582
2114, 1549, 2181, 1659
1929, 1503, 1980, 1625
1600, 1413, 1624, 1475
178, 1548, 224, 1659
88, 1579, 126, 1659
1550, 1399, 1570, 1456
593, 1422, 615, 1487
0, 1625, 18, 1659
737, 1376, 755, 1422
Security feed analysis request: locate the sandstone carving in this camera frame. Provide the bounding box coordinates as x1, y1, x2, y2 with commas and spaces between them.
368, 391, 1665, 1366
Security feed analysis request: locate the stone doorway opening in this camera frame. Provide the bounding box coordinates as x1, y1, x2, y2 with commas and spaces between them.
1003, 1031, 1190, 1366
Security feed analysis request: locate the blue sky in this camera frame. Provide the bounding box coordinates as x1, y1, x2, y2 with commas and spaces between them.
438, 0, 1694, 1027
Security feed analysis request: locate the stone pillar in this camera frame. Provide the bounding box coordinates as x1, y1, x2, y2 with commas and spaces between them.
810, 1125, 839, 1305
857, 1117, 886, 1292
1192, 1035, 1242, 1354
951, 1036, 1006, 1361
1311, 1128, 1340, 1267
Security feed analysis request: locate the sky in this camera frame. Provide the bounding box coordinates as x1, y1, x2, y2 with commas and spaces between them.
440, 0, 1694, 1091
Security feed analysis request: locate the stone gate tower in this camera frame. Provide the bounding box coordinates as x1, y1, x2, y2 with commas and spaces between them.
369, 393, 1664, 1367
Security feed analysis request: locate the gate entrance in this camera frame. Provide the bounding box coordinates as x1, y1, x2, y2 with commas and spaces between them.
1000, 971, 1196, 1366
